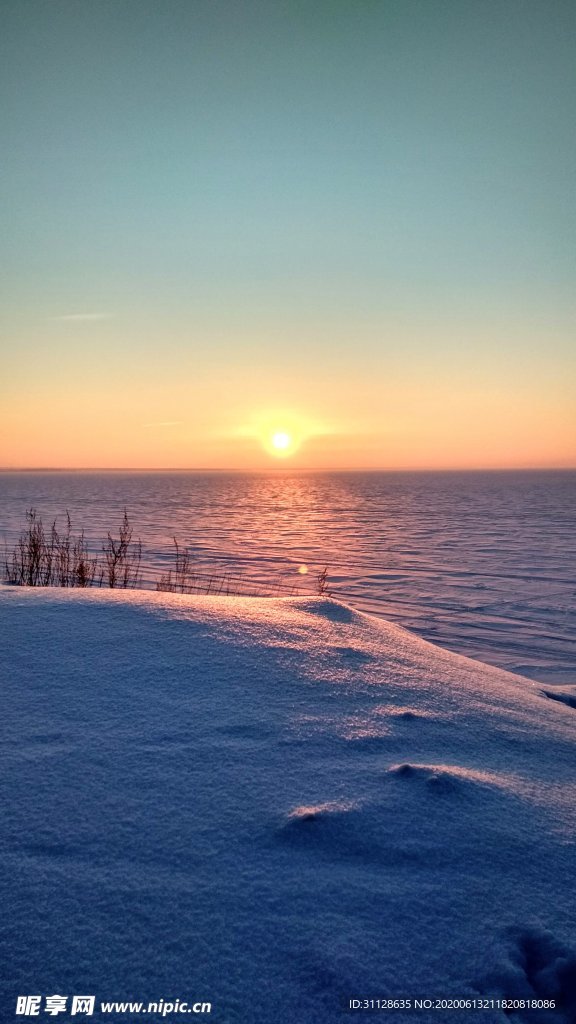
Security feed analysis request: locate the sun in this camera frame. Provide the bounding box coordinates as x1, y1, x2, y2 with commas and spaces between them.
271, 431, 292, 452
235, 409, 326, 460
266, 429, 296, 458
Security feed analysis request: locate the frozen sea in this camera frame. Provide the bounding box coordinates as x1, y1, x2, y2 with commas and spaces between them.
1, 469, 574, 684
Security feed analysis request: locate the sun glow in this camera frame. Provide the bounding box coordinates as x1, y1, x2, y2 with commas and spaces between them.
271, 431, 292, 451
232, 409, 333, 463
265, 428, 298, 458
254, 415, 306, 459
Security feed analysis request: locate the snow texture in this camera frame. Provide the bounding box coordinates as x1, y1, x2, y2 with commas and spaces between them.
1, 587, 575, 1023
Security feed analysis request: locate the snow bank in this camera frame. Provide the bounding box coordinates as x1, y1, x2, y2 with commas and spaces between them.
1, 587, 575, 1024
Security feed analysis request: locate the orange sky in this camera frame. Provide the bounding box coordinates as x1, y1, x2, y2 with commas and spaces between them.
2, 321, 574, 469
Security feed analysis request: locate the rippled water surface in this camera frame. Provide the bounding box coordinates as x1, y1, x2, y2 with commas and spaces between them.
1, 470, 575, 684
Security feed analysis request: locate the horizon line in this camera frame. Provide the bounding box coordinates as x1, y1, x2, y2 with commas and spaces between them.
1, 465, 575, 474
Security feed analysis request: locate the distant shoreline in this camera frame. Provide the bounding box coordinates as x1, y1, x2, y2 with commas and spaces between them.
1, 466, 575, 475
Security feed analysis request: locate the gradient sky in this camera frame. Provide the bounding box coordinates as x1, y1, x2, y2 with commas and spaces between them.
1, 0, 575, 469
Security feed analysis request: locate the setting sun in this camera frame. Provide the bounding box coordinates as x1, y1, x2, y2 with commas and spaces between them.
266, 429, 297, 458
271, 431, 291, 451
232, 410, 329, 462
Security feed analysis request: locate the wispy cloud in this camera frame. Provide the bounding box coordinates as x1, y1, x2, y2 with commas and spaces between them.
52, 313, 113, 322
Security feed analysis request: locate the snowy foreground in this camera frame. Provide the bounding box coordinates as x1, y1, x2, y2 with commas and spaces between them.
1, 587, 575, 1024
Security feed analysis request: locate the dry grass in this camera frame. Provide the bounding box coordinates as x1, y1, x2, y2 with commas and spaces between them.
4, 509, 331, 598
4, 509, 141, 589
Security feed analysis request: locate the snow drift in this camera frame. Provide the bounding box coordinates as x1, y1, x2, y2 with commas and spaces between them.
1, 587, 575, 1024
